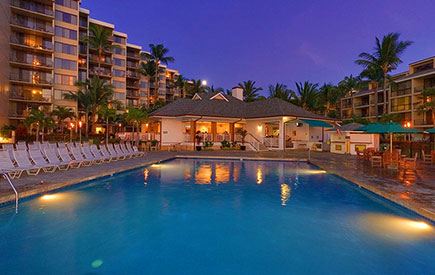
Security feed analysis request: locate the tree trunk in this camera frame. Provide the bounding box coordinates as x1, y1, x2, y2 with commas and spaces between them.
85, 112, 89, 138
106, 117, 109, 145
155, 60, 160, 98
374, 88, 379, 121
325, 102, 330, 117
351, 92, 355, 117
97, 48, 102, 77
136, 122, 140, 144
36, 124, 40, 142
383, 71, 388, 115
41, 126, 44, 143
432, 111, 435, 128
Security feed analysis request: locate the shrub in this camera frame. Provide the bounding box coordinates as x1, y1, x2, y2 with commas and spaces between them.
220, 140, 231, 149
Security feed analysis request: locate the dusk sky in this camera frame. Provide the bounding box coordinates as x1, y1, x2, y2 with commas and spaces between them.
82, 0, 435, 95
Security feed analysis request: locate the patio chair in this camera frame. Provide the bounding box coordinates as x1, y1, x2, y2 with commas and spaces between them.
81, 146, 103, 165
28, 143, 40, 151
114, 143, 133, 159
90, 145, 112, 163
66, 142, 76, 150
58, 147, 82, 168
44, 148, 70, 171
400, 152, 418, 170
13, 150, 42, 176
70, 147, 93, 167
16, 141, 27, 151
355, 148, 364, 160
58, 142, 67, 149
383, 152, 400, 169
48, 143, 58, 149
105, 144, 124, 160
421, 150, 433, 164
370, 155, 382, 168
0, 151, 23, 179
29, 150, 57, 173
127, 142, 144, 157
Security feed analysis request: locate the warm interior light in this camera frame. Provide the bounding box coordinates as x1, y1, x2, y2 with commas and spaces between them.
257, 125, 263, 131
151, 164, 160, 167
256, 167, 263, 184
41, 194, 58, 200
32, 90, 37, 94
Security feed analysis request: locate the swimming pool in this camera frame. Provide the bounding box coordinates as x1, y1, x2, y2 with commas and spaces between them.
0, 158, 434, 274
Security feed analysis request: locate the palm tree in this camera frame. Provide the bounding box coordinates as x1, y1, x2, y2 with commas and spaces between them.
98, 106, 117, 144
292, 81, 319, 111
137, 58, 156, 103
125, 107, 148, 143
318, 84, 341, 117
65, 76, 114, 137
51, 106, 75, 133
174, 74, 186, 98
356, 33, 413, 114
186, 79, 206, 97
85, 24, 120, 76
142, 44, 175, 95
205, 85, 224, 93
24, 109, 54, 142
238, 80, 263, 102
268, 83, 294, 102
418, 87, 435, 127
339, 75, 361, 117
359, 65, 383, 119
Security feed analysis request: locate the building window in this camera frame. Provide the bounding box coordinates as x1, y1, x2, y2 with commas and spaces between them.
54, 90, 75, 101
78, 71, 86, 81
55, 11, 77, 25
55, 26, 77, 40
54, 42, 77, 55
113, 48, 125, 56
55, 74, 77, 85
113, 36, 126, 45
140, 91, 147, 97
140, 81, 148, 88
113, 69, 125, 77
113, 92, 126, 100
113, 81, 125, 89
113, 58, 125, 67
55, 0, 78, 9
55, 58, 77, 70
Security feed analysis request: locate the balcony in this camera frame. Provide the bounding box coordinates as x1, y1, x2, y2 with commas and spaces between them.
10, 52, 53, 69
10, 0, 53, 17
9, 87, 52, 103
126, 71, 139, 79
391, 104, 412, 112
10, 72, 52, 85
391, 88, 412, 97
126, 90, 140, 98
414, 119, 434, 126
10, 34, 52, 51
89, 67, 112, 77
79, 45, 87, 55
354, 101, 370, 107
127, 52, 140, 60
126, 61, 138, 68
89, 54, 112, 65
10, 16, 53, 34
127, 82, 139, 89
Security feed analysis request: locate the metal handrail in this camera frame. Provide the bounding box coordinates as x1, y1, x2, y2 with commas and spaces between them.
1, 172, 18, 213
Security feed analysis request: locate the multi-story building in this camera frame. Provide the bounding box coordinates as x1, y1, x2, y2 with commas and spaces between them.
340, 56, 435, 129
0, 0, 183, 127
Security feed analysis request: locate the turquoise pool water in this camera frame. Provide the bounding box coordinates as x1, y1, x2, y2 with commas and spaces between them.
0, 158, 434, 274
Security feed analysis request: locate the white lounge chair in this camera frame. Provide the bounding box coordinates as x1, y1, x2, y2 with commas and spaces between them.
28, 143, 40, 151
58, 147, 82, 168
107, 144, 126, 160
16, 141, 27, 151
81, 146, 103, 165
2, 144, 14, 151
114, 143, 133, 159
100, 145, 120, 161
126, 142, 144, 157
48, 143, 58, 149
67, 142, 76, 150
90, 145, 111, 163
70, 147, 93, 166
29, 150, 57, 173
13, 150, 42, 176
44, 148, 70, 171
58, 142, 67, 149
119, 143, 137, 158
0, 151, 23, 179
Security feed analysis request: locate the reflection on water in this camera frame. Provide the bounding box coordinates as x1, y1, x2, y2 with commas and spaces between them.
281, 184, 291, 205
215, 164, 230, 184
358, 213, 435, 241
256, 167, 263, 184
195, 164, 212, 184
143, 169, 149, 185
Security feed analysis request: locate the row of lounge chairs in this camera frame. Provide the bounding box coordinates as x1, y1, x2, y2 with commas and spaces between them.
0, 142, 144, 179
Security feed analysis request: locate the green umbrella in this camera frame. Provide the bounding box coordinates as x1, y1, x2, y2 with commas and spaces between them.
364, 122, 423, 153
354, 122, 383, 132
426, 128, 435, 134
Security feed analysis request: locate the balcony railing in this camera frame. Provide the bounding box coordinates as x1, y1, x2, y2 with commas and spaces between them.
10, 72, 52, 84
354, 101, 370, 107
10, 52, 53, 67
127, 82, 140, 89
391, 88, 412, 97
391, 104, 412, 112
126, 90, 140, 98
9, 87, 52, 103
10, 16, 53, 33
126, 61, 138, 68
10, 0, 53, 17
10, 35, 52, 50
414, 119, 434, 126
89, 54, 112, 65
126, 71, 139, 78
89, 67, 111, 77
127, 52, 140, 59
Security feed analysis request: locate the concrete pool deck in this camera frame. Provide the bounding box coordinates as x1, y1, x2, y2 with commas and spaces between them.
0, 150, 434, 221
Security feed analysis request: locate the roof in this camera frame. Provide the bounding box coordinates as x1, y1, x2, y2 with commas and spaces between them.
394, 68, 435, 83
300, 119, 333, 128
150, 92, 335, 121
328, 122, 364, 132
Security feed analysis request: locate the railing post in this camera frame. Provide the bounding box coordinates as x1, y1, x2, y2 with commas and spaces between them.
1, 173, 18, 213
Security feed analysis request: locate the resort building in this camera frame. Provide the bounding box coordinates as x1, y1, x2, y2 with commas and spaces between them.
149, 88, 338, 151
340, 56, 435, 130
0, 0, 183, 127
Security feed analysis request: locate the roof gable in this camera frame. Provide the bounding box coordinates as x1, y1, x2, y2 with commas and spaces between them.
209, 92, 229, 102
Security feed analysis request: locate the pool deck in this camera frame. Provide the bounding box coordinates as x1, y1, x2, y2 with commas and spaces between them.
1, 150, 434, 221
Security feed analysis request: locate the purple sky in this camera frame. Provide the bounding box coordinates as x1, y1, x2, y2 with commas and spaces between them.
82, 0, 435, 95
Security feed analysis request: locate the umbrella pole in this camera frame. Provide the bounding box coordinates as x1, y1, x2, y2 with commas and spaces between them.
390, 133, 393, 154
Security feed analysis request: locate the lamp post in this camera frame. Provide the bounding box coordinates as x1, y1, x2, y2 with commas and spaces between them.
78, 121, 82, 144
69, 122, 74, 142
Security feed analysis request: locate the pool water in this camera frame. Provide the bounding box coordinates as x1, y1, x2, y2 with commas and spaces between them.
0, 159, 434, 274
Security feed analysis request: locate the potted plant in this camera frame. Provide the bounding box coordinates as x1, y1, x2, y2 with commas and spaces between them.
237, 128, 248, 150
195, 131, 202, 151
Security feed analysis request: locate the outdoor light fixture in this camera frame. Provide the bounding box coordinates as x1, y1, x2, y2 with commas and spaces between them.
296, 122, 303, 127
257, 125, 263, 131
403, 121, 412, 128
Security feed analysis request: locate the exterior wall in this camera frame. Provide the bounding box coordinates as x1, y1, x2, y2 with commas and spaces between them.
0, 0, 10, 125
161, 118, 185, 144
330, 132, 379, 155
